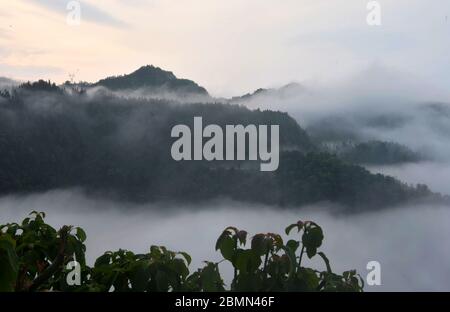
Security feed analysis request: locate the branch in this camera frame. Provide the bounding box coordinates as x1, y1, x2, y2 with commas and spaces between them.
27, 226, 70, 292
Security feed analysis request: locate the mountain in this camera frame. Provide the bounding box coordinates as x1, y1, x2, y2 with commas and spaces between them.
93, 65, 209, 97
0, 82, 445, 210
230, 82, 305, 104
0, 77, 19, 90
321, 140, 423, 165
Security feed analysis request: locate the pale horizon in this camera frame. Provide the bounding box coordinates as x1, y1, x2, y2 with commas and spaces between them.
1, 0, 449, 97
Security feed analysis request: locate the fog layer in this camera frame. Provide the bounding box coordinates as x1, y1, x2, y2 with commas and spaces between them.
1, 189, 449, 291
239, 66, 450, 161
368, 162, 450, 196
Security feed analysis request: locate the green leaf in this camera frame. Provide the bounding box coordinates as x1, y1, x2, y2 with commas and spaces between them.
285, 224, 297, 235
296, 267, 320, 291
317, 252, 332, 273
236, 231, 247, 246
0, 235, 19, 292
280, 246, 296, 278
150, 245, 162, 259
170, 259, 190, 278
306, 246, 317, 258
76, 227, 87, 243
130, 262, 151, 291
268, 233, 284, 249
285, 221, 304, 235
200, 263, 223, 292
155, 271, 169, 291
233, 272, 262, 292
286, 240, 299, 253
251, 234, 267, 256
94, 253, 111, 267
179, 252, 192, 266
216, 234, 235, 261
302, 226, 324, 259
234, 249, 261, 274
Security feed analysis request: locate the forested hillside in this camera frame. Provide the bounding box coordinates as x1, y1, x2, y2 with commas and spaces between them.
0, 81, 444, 210
93, 65, 209, 96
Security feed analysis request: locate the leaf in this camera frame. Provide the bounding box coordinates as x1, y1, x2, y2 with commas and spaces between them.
236, 231, 247, 246
75, 227, 87, 243
233, 272, 262, 292
155, 271, 169, 291
216, 233, 235, 261
285, 224, 297, 235
234, 249, 261, 274
200, 263, 223, 292
170, 258, 190, 278
296, 267, 320, 291
280, 246, 297, 278
251, 234, 267, 256
306, 246, 317, 258
224, 227, 238, 234
150, 245, 162, 259
268, 233, 284, 249
317, 252, 332, 273
286, 239, 299, 253
302, 226, 324, 259
94, 253, 111, 267
130, 262, 151, 291
179, 252, 192, 266
215, 232, 225, 251
285, 220, 304, 235
0, 235, 19, 292
220, 236, 235, 261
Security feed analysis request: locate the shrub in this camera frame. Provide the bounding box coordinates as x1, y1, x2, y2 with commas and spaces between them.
0, 212, 363, 292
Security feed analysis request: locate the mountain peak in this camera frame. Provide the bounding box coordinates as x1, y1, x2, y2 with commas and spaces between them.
130, 65, 177, 82
94, 65, 208, 96
230, 82, 304, 104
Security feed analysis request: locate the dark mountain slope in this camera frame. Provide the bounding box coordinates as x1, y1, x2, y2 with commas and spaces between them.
0, 81, 445, 210
93, 65, 209, 96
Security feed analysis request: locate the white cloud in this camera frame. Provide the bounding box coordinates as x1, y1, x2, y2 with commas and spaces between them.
0, 0, 449, 96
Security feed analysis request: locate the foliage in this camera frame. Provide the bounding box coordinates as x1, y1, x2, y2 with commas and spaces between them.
0, 212, 363, 292
18, 80, 61, 93
0, 211, 86, 291
326, 140, 422, 165
276, 151, 439, 210
214, 222, 362, 291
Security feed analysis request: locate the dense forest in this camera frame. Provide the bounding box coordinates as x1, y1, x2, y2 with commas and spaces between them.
321, 140, 422, 165
0, 79, 445, 211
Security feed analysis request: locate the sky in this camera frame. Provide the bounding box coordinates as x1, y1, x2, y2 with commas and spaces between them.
0, 0, 449, 97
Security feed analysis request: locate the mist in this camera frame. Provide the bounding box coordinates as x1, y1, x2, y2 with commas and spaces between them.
0, 77, 19, 91
2, 66, 450, 292
368, 162, 450, 196
1, 189, 449, 291
83, 85, 215, 104
238, 65, 450, 161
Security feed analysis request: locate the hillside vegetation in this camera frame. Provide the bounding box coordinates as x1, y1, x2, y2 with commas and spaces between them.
0, 81, 443, 210
0, 212, 363, 292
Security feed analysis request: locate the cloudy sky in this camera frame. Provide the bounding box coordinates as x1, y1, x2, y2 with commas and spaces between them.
0, 0, 449, 96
